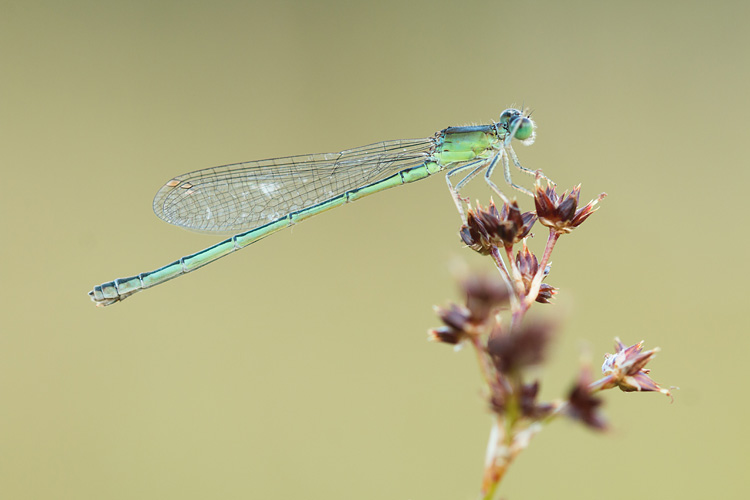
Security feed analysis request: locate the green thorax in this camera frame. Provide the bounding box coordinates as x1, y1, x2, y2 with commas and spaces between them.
434, 125, 500, 165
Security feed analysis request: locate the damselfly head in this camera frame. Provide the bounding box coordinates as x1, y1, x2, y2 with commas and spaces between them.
498, 108, 536, 145
499, 108, 523, 127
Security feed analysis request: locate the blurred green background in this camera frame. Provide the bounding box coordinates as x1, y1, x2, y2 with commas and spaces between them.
2, 1, 747, 498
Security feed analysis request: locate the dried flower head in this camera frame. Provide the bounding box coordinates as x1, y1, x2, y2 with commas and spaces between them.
460, 200, 536, 254
519, 380, 554, 419
487, 320, 555, 375
592, 338, 671, 397
534, 175, 606, 234
514, 241, 555, 304
459, 208, 493, 255
462, 274, 511, 323
429, 325, 464, 345
536, 283, 557, 304
567, 366, 607, 431
429, 303, 473, 345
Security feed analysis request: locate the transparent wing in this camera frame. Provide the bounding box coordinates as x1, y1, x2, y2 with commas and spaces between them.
153, 138, 436, 233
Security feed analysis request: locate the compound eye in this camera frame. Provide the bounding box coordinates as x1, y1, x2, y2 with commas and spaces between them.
499, 108, 521, 126
510, 116, 535, 141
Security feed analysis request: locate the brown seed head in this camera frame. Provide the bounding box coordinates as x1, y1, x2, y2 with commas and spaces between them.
594, 338, 671, 397
567, 366, 607, 431
487, 320, 555, 375
429, 303, 474, 345
519, 380, 554, 419
515, 241, 555, 303
535, 283, 557, 304
515, 241, 540, 289
460, 200, 537, 254
460, 206, 494, 255
534, 175, 606, 234
462, 274, 511, 323
428, 325, 465, 345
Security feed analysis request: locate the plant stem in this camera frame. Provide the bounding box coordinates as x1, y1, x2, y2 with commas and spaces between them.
523, 230, 560, 310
